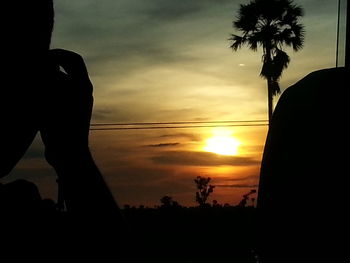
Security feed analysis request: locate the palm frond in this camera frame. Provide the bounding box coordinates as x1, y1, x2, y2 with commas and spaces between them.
272, 49, 290, 80
289, 23, 305, 51
275, 28, 293, 46
233, 3, 259, 32
260, 0, 287, 21
270, 80, 281, 96
247, 34, 259, 51
284, 3, 304, 22
275, 23, 305, 51
229, 34, 247, 51
260, 48, 290, 87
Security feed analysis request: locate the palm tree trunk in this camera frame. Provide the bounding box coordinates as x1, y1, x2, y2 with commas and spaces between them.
267, 78, 273, 126
265, 43, 274, 126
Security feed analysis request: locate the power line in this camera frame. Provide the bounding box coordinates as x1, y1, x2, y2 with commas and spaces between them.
89, 120, 268, 131
90, 120, 268, 126
90, 123, 268, 131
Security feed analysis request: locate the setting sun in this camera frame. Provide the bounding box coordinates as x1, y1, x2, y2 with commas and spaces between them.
204, 130, 241, 156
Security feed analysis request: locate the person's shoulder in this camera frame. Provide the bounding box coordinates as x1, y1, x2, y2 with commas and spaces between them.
279, 67, 347, 105
285, 67, 347, 95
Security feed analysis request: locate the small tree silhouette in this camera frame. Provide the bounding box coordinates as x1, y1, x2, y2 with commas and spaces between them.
160, 195, 173, 208
194, 176, 215, 207
160, 195, 181, 208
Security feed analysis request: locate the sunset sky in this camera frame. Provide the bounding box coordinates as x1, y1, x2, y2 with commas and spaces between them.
4, 0, 344, 207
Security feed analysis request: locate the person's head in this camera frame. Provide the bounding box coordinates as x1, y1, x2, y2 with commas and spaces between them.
29, 0, 55, 51
2, 0, 54, 59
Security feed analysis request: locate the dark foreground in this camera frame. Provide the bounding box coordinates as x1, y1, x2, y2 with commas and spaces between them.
124, 206, 258, 263
1, 180, 257, 262
1, 204, 257, 262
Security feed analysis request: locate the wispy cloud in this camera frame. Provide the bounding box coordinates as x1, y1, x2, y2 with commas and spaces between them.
151, 151, 260, 166
144, 143, 180, 148
216, 184, 258, 188
159, 133, 201, 142
144, 0, 235, 21
224, 175, 259, 182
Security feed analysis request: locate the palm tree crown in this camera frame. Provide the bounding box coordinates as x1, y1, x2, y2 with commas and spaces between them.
230, 0, 304, 122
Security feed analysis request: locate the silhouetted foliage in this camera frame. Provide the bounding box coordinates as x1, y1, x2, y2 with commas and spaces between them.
230, 0, 305, 123
160, 195, 173, 207
212, 199, 222, 208
122, 200, 257, 263
160, 195, 182, 209
194, 176, 215, 207
1, 177, 258, 262
238, 189, 257, 208
0, 179, 58, 214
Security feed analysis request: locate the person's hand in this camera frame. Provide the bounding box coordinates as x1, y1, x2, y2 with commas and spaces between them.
48, 49, 93, 93
40, 49, 94, 168
40, 50, 121, 215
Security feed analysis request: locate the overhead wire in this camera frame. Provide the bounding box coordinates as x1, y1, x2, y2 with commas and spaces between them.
89, 120, 269, 131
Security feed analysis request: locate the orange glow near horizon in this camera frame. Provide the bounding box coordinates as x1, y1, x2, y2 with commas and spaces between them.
203, 129, 241, 156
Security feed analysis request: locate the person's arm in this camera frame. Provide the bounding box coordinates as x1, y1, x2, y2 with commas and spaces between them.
40, 49, 119, 215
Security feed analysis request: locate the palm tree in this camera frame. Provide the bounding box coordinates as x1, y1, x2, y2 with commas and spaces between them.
230, 0, 305, 124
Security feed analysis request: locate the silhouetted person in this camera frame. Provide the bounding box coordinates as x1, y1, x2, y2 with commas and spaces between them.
0, 1, 122, 216
257, 67, 348, 262
0, 1, 130, 259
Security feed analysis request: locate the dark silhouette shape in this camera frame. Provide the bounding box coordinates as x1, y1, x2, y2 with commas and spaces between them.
160, 195, 173, 207
257, 2, 350, 262
0, 179, 42, 214
194, 176, 215, 207
160, 195, 173, 208
238, 189, 257, 208
0, 1, 130, 259
0, 179, 59, 215
230, 0, 305, 124
0, 1, 120, 216
257, 67, 349, 262
212, 199, 222, 207
160, 195, 181, 209
121, 201, 257, 263
0, 0, 132, 256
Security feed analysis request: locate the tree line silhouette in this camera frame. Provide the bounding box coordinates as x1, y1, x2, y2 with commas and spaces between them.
1, 176, 257, 213
1, 176, 258, 263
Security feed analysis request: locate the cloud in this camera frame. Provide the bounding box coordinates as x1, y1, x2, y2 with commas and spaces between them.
145, 0, 203, 21
223, 175, 259, 182
151, 151, 260, 166
103, 164, 205, 206
52, 0, 238, 82
160, 133, 201, 142
53, 1, 200, 64
143, 0, 234, 21
216, 184, 258, 188
144, 143, 180, 148
91, 107, 115, 122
